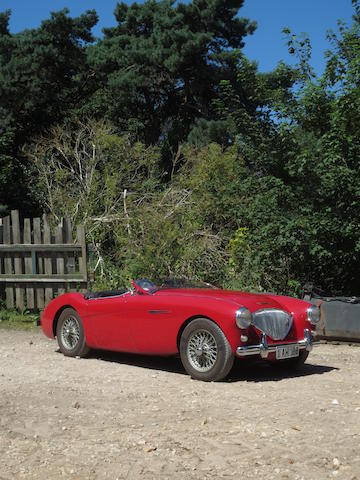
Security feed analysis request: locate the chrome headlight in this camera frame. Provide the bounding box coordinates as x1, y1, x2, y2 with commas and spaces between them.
235, 307, 252, 329
307, 305, 320, 324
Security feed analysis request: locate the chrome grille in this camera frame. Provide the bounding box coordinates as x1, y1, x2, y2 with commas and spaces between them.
252, 309, 293, 340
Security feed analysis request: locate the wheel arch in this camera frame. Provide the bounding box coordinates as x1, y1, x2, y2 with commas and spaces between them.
176, 315, 220, 352
53, 305, 78, 337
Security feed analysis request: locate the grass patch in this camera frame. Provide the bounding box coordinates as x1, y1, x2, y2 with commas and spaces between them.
0, 309, 40, 330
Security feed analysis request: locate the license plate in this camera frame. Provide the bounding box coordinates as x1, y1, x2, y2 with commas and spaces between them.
276, 344, 299, 360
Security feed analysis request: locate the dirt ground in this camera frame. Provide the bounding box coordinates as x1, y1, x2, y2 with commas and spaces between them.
0, 329, 359, 480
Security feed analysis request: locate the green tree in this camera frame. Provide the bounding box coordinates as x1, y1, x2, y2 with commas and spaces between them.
230, 4, 360, 296
1, 0, 359, 297
0, 8, 98, 213
87, 0, 256, 149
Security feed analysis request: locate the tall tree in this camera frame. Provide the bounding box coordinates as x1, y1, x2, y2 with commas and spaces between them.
0, 8, 98, 213
87, 0, 256, 148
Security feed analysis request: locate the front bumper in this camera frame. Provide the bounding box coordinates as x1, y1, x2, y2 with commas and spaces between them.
236, 328, 318, 359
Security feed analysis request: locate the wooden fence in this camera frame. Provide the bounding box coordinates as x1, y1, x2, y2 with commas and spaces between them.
0, 210, 88, 311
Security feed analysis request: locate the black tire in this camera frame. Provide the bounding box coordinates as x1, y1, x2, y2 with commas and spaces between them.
180, 318, 234, 382
56, 308, 89, 357
269, 350, 309, 369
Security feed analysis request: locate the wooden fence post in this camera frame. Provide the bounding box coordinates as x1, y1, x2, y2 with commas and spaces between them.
3, 216, 14, 309
77, 225, 87, 282
33, 217, 44, 310
56, 219, 66, 296
43, 214, 53, 305
23, 218, 35, 309
11, 210, 24, 310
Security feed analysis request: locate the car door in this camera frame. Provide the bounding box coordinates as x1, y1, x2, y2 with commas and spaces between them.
85, 293, 135, 352
125, 293, 179, 355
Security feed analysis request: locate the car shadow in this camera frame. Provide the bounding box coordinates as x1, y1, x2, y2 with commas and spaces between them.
87, 349, 187, 375
226, 358, 338, 383
84, 349, 337, 382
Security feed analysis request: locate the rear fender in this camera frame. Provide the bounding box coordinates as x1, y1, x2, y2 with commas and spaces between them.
41, 293, 88, 339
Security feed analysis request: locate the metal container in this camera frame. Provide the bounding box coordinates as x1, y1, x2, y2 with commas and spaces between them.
304, 291, 360, 342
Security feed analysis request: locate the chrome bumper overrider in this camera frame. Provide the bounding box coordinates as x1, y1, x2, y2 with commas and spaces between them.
236, 328, 318, 359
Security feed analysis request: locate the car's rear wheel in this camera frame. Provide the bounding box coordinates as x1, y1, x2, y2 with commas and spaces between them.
270, 350, 309, 369
56, 308, 89, 357
180, 318, 234, 381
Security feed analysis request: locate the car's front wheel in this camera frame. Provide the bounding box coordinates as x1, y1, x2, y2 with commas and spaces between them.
180, 318, 234, 381
56, 308, 89, 357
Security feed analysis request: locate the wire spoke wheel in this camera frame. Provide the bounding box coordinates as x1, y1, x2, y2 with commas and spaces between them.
56, 308, 89, 358
60, 316, 81, 350
187, 329, 218, 372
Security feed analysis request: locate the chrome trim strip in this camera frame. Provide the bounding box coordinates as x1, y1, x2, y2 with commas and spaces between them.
148, 310, 171, 315
236, 328, 319, 358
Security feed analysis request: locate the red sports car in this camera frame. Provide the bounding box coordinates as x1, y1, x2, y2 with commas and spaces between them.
41, 278, 320, 381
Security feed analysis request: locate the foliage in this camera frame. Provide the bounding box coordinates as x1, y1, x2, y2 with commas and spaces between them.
28, 122, 229, 288
0, 308, 39, 330
0, 8, 98, 213
275, 7, 360, 294
1, 1, 360, 298
26, 119, 159, 225
86, 0, 256, 153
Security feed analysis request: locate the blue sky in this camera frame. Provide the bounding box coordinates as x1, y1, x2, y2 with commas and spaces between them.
1, 0, 354, 75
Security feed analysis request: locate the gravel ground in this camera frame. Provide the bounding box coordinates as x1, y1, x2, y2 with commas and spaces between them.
0, 329, 360, 480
